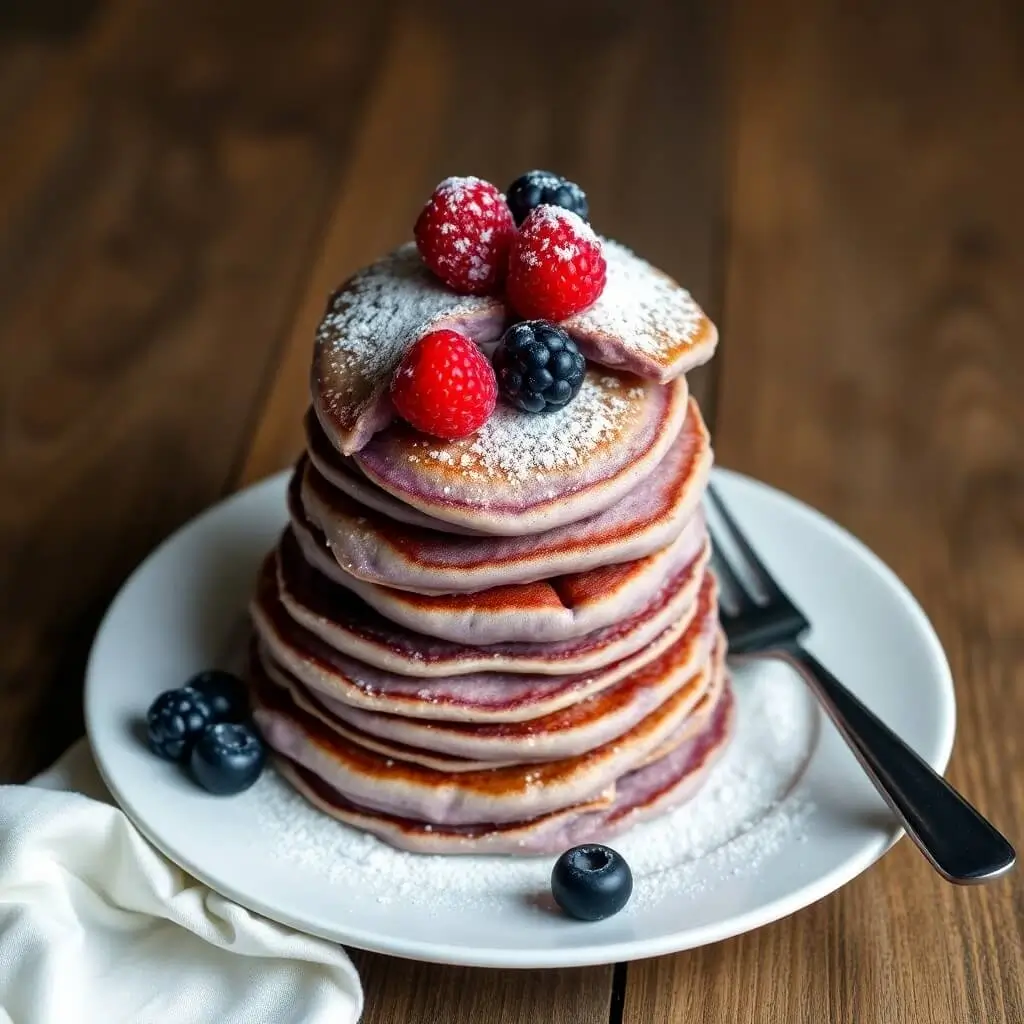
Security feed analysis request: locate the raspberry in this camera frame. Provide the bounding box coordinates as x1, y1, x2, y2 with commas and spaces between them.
414, 176, 516, 295
506, 206, 607, 321
390, 329, 497, 439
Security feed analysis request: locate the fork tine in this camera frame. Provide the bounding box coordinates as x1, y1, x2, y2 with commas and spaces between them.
706, 482, 782, 598
707, 523, 756, 613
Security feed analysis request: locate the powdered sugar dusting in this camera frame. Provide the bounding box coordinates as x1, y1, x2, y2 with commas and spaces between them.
525, 204, 597, 242
315, 244, 499, 429
315, 236, 713, 450
566, 239, 707, 362
434, 175, 495, 206
511, 206, 599, 274
253, 661, 818, 913
414, 372, 645, 484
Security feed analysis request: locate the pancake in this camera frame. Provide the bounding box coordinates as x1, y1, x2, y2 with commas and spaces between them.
251, 638, 725, 826
272, 526, 711, 677
257, 651, 520, 773
305, 411, 483, 536
351, 369, 690, 535
310, 241, 716, 457
271, 676, 735, 856
301, 397, 712, 594
259, 642, 724, 776
311, 243, 506, 456
252, 563, 715, 722
291, 488, 706, 644
257, 584, 718, 762
562, 240, 718, 384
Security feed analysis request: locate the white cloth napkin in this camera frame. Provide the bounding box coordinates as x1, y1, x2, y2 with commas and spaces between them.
0, 739, 363, 1024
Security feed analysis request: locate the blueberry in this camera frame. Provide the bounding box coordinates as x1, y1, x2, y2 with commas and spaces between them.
493, 320, 586, 414
506, 170, 589, 225
146, 688, 214, 762
184, 669, 248, 722
189, 722, 266, 795
551, 844, 633, 921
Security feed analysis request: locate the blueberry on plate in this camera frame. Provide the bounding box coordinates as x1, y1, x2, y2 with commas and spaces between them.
146, 688, 214, 762
184, 669, 248, 723
551, 844, 633, 921
190, 722, 266, 795
506, 170, 589, 225
493, 320, 586, 414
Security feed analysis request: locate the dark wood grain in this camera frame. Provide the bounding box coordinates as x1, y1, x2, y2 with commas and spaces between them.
0, 0, 389, 779
350, 955, 613, 1024
625, 0, 1024, 1021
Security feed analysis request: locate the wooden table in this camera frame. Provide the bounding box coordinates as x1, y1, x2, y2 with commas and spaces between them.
2, 0, 1021, 1020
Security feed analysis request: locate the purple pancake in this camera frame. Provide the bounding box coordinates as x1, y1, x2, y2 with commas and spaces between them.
272, 682, 735, 856
351, 369, 690, 535
301, 397, 712, 594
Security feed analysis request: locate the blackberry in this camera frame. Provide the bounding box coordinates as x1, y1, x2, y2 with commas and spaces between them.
505, 170, 589, 226
493, 320, 586, 414
146, 688, 214, 762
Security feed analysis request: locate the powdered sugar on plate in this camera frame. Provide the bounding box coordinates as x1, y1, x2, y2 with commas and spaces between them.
253, 658, 818, 914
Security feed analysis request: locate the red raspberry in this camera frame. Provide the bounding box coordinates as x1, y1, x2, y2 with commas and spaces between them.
414, 176, 516, 295
390, 329, 497, 440
506, 205, 607, 321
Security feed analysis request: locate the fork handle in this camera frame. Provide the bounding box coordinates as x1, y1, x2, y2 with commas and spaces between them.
778, 644, 1015, 884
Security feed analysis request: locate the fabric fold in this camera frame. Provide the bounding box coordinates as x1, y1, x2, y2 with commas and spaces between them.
0, 740, 362, 1024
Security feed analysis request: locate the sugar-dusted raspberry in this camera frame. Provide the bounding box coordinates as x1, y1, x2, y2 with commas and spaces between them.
414, 176, 516, 295
390, 329, 497, 439
505, 206, 606, 321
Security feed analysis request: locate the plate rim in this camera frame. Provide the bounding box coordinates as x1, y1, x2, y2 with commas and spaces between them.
83, 466, 956, 969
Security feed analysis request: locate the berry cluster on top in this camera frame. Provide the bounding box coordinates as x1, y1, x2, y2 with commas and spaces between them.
394, 170, 604, 440
413, 171, 603, 315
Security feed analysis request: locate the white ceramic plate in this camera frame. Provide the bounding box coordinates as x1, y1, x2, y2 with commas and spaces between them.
84, 468, 955, 969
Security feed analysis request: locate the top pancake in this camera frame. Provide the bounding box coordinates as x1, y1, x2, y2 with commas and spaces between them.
563, 240, 718, 384
311, 244, 506, 456
352, 369, 689, 535
311, 240, 716, 456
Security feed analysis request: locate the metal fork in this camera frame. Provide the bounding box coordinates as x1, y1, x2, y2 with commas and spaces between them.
706, 482, 1015, 885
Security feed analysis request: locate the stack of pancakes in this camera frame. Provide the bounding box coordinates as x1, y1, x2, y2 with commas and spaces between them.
248, 240, 732, 855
